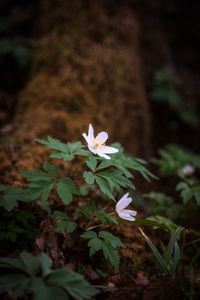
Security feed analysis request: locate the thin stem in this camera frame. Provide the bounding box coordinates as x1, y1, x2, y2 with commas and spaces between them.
72, 153, 92, 177
184, 238, 200, 248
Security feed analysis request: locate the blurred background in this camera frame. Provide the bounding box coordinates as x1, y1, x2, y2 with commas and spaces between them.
0, 0, 200, 180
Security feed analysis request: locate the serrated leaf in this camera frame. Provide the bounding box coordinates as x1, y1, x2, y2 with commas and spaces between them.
83, 171, 94, 184
54, 210, 69, 220
21, 170, 52, 181
0, 187, 24, 211
88, 238, 103, 256
86, 156, 97, 172
101, 242, 119, 271
80, 231, 97, 239
57, 178, 79, 205
95, 176, 115, 201
36, 136, 68, 153
37, 201, 51, 213
98, 231, 125, 248
55, 220, 77, 233
97, 169, 135, 190
43, 162, 59, 178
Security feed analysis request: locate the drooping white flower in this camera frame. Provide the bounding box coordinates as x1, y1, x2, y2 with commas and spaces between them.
182, 164, 195, 176
115, 193, 137, 221
82, 124, 118, 160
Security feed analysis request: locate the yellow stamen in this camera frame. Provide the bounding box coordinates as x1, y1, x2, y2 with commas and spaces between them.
93, 137, 106, 149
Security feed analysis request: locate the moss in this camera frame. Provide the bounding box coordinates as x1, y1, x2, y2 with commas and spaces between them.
1, 0, 151, 184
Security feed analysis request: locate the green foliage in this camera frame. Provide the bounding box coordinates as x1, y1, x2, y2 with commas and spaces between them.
151, 70, 199, 126
36, 137, 89, 161
81, 230, 125, 271
74, 199, 118, 225
176, 181, 200, 205
136, 215, 180, 233
152, 144, 200, 176
143, 192, 184, 219
53, 211, 77, 233
20, 163, 58, 212
0, 186, 24, 211
82, 143, 156, 200
0, 210, 38, 250
94, 143, 155, 181
57, 178, 79, 205
139, 226, 183, 275
0, 252, 99, 300
83, 171, 95, 184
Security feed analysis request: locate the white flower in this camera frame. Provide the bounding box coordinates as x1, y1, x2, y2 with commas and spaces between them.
82, 124, 118, 160
115, 193, 137, 221
182, 164, 195, 176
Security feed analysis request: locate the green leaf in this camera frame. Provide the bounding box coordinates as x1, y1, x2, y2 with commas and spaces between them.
0, 257, 26, 272
36, 136, 68, 153
54, 210, 69, 220
139, 228, 170, 275
95, 176, 115, 201
83, 171, 95, 184
98, 231, 125, 248
43, 162, 59, 178
21, 170, 52, 181
20, 181, 55, 204
88, 238, 103, 256
173, 241, 181, 270
81, 231, 97, 239
47, 269, 99, 300
137, 216, 179, 233
194, 188, 200, 205
86, 156, 97, 172
20, 251, 39, 276
39, 253, 52, 278
0, 187, 23, 211
57, 178, 79, 205
50, 152, 74, 161
101, 242, 119, 271
55, 220, 77, 233
0, 274, 30, 297
97, 169, 135, 190
31, 277, 69, 300
41, 182, 55, 202
167, 227, 183, 258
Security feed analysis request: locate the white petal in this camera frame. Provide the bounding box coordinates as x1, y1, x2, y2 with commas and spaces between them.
102, 146, 119, 154
82, 133, 89, 144
88, 145, 97, 154
96, 150, 111, 160
116, 194, 132, 212
96, 131, 108, 144
88, 124, 94, 145
123, 209, 137, 216
118, 211, 136, 221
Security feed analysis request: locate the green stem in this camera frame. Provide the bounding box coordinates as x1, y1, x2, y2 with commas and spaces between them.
72, 153, 92, 177
96, 211, 116, 218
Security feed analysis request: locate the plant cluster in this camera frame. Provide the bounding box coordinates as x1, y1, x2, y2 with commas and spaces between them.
0, 124, 199, 299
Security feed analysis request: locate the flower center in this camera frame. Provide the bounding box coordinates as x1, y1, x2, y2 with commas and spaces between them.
93, 137, 105, 149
